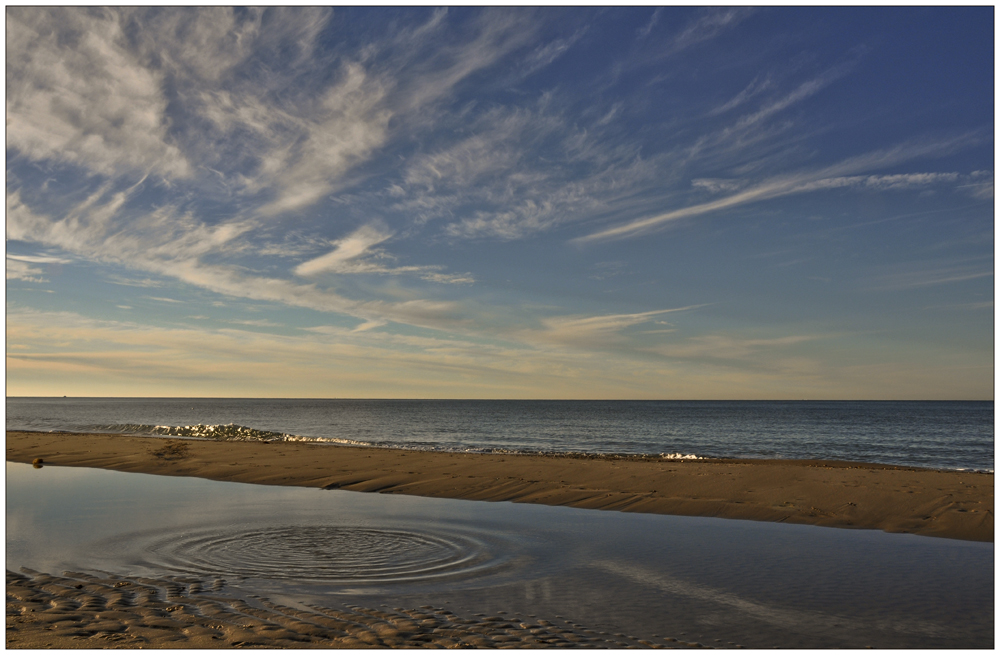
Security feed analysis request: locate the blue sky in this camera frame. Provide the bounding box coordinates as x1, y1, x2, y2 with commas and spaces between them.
6, 7, 994, 399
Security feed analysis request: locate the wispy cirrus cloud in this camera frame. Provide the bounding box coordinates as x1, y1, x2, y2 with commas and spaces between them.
710, 75, 774, 116
294, 224, 473, 283
636, 8, 662, 40
385, 101, 662, 241
6, 254, 74, 265
654, 334, 821, 362
516, 26, 587, 79
866, 263, 994, 291
6, 258, 47, 283
103, 274, 165, 288
7, 187, 468, 331
255, 64, 393, 216
681, 56, 863, 173
669, 8, 755, 54
576, 134, 988, 243
522, 305, 707, 350
6, 252, 73, 282
392, 9, 539, 112
6, 8, 192, 179
690, 178, 746, 194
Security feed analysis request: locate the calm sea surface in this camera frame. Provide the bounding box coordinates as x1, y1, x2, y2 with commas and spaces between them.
6, 398, 993, 471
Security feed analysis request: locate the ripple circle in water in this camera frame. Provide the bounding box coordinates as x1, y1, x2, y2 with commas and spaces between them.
141, 525, 497, 583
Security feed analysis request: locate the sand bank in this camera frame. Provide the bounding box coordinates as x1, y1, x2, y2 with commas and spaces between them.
6, 431, 993, 542
8, 569, 689, 649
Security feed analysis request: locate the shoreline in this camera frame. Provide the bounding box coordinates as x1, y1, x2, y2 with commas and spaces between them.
6, 430, 994, 542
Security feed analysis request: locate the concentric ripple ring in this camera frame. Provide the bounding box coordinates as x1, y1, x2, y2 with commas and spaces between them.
137, 525, 497, 583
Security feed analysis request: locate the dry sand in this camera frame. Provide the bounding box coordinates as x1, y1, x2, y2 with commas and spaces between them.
7, 430, 993, 542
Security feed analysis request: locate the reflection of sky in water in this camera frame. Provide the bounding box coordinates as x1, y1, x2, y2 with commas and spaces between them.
6, 463, 993, 648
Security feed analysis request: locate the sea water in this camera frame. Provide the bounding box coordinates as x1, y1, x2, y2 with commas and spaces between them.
6, 397, 994, 471
7, 463, 994, 649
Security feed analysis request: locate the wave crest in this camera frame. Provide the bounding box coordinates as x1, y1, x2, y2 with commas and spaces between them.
92, 423, 297, 443
87, 424, 706, 460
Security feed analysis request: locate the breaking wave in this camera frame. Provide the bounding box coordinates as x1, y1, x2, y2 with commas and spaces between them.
89, 423, 372, 446
86, 423, 707, 460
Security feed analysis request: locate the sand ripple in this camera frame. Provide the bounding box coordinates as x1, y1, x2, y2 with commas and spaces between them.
7, 569, 703, 648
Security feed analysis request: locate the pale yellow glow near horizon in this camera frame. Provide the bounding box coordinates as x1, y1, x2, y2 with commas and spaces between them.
6, 310, 992, 400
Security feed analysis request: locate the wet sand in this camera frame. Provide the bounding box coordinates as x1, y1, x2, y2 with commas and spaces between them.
8, 569, 695, 649
6, 430, 993, 542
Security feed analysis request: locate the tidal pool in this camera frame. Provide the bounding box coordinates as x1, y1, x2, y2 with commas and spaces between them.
6, 462, 993, 648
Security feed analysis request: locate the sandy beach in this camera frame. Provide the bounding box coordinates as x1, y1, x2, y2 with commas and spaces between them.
6, 430, 993, 542
9, 568, 691, 649
7, 430, 995, 649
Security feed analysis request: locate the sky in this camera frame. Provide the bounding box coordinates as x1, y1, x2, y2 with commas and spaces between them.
5, 7, 994, 399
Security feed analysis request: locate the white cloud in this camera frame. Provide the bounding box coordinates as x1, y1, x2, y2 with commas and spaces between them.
681, 60, 861, 173
129, 7, 268, 82
404, 117, 527, 191
6, 258, 47, 283
867, 265, 993, 291
8, 187, 473, 331
227, 319, 283, 327
352, 319, 387, 333
691, 178, 745, 194
543, 308, 678, 335
394, 104, 659, 241
595, 102, 624, 127
6, 8, 191, 179
523, 306, 705, 349
294, 225, 395, 277
654, 334, 819, 361
636, 8, 662, 40
104, 274, 165, 288
294, 224, 473, 284
800, 172, 961, 193
668, 8, 754, 54
577, 135, 986, 243
576, 177, 801, 243
6, 254, 73, 265
6, 7, 386, 221
393, 10, 537, 112
710, 75, 773, 116
517, 26, 587, 78
257, 64, 393, 215
954, 170, 993, 200
6, 307, 671, 398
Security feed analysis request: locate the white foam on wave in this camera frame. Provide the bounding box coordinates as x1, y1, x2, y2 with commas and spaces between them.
99, 424, 711, 460
282, 434, 374, 447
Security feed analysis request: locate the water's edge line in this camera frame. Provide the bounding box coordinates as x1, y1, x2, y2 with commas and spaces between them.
7, 428, 993, 474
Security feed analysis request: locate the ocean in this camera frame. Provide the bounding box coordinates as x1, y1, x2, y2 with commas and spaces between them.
6, 398, 993, 472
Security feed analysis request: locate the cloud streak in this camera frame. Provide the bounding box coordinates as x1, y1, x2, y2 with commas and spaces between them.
294, 224, 473, 283
576, 135, 987, 243
6, 258, 47, 283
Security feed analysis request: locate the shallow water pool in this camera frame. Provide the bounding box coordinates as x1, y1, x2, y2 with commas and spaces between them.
6, 462, 993, 648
